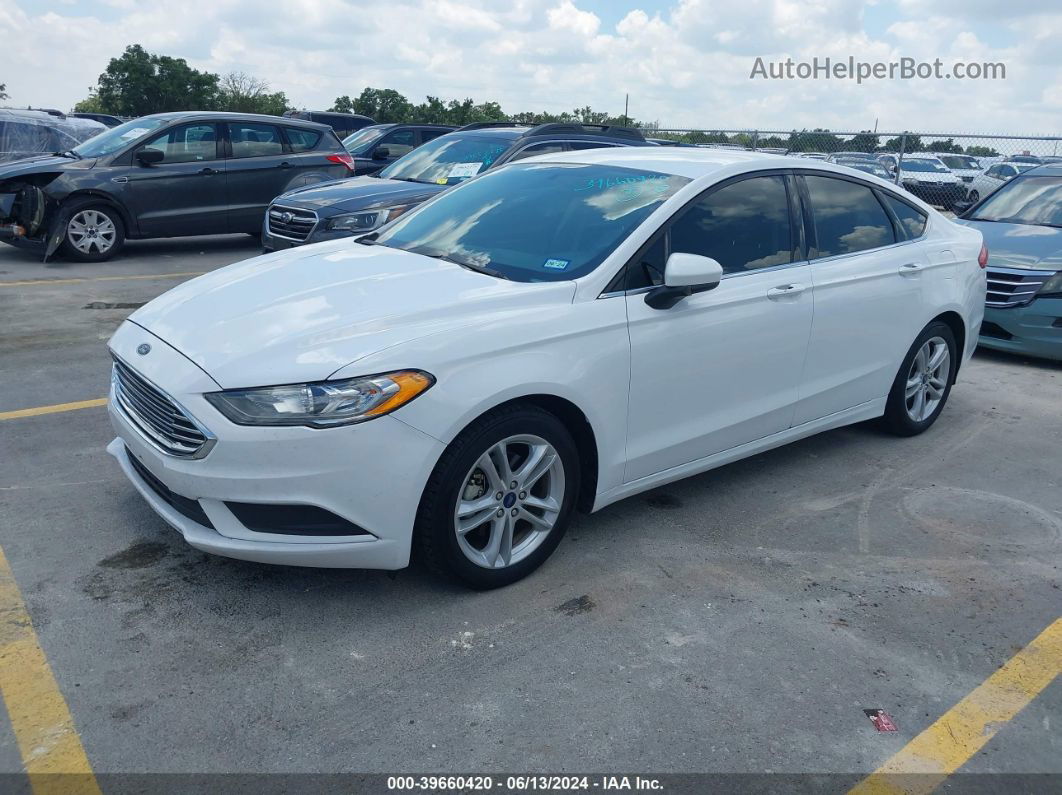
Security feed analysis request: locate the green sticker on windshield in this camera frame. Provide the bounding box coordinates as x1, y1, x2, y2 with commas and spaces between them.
543, 258, 570, 270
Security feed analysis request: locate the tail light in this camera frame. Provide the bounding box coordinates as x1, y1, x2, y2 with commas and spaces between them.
327, 152, 355, 171
977, 243, 988, 268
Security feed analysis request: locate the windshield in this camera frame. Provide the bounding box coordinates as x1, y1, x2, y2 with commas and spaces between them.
378, 133, 513, 185
73, 117, 166, 157
373, 162, 690, 282
342, 126, 387, 155
968, 176, 1062, 227
938, 155, 980, 170
902, 160, 949, 173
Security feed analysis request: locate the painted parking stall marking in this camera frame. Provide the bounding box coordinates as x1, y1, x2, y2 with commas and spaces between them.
851, 617, 1062, 795
0, 547, 101, 794
0, 399, 107, 421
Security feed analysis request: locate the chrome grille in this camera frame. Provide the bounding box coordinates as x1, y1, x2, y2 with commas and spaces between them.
111, 357, 214, 458
266, 204, 318, 242
985, 266, 1055, 308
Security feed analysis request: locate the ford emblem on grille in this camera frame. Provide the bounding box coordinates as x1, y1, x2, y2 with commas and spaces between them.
137, 343, 151, 355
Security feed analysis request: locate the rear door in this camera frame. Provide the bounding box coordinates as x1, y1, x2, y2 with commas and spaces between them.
792, 173, 924, 424
125, 122, 227, 237
281, 126, 347, 186
622, 173, 814, 481
223, 121, 293, 232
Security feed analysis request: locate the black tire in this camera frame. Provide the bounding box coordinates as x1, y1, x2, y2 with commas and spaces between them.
413, 403, 580, 589
967, 190, 979, 204
58, 199, 125, 262
881, 321, 958, 436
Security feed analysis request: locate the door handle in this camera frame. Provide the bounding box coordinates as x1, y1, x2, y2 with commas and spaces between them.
278, 161, 291, 169
199, 167, 218, 175
767, 284, 807, 300
899, 262, 924, 276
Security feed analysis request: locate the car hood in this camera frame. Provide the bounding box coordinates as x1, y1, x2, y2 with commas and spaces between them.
0, 154, 96, 175
956, 220, 1062, 271
128, 240, 576, 389
900, 171, 961, 183
274, 176, 446, 214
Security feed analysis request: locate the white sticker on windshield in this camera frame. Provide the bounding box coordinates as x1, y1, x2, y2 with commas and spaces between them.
120, 127, 151, 139
447, 162, 482, 178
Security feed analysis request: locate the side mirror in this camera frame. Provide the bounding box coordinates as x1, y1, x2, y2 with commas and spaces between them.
373, 146, 390, 160
951, 200, 974, 216
645, 253, 724, 310
137, 147, 164, 166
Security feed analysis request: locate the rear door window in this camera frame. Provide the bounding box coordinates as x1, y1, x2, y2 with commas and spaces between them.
140, 124, 218, 164
881, 193, 927, 239
284, 128, 320, 152
228, 122, 284, 159
804, 175, 896, 258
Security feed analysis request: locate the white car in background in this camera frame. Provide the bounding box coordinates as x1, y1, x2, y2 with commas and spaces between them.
105, 148, 986, 588
966, 161, 1038, 204
926, 152, 982, 194
894, 156, 967, 209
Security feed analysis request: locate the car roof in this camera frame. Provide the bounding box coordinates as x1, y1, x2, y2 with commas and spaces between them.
516, 146, 847, 180
142, 111, 330, 130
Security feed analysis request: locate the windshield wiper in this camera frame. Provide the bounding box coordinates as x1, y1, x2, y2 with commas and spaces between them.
971, 216, 1062, 228
355, 232, 380, 245
425, 252, 510, 280
53, 149, 81, 160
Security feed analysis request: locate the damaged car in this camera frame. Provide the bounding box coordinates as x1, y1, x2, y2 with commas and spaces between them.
0, 111, 354, 262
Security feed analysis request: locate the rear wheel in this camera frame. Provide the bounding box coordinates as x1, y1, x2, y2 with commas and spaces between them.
881, 321, 957, 436
414, 404, 579, 589
967, 190, 979, 203
59, 200, 125, 262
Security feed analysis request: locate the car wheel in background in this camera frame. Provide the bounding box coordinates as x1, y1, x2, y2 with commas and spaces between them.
967, 190, 979, 203
881, 321, 957, 437
59, 200, 125, 262
414, 404, 580, 589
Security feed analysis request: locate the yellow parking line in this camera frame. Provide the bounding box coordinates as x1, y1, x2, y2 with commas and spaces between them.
0, 546, 101, 794
0, 398, 107, 421
850, 617, 1062, 795
0, 270, 207, 288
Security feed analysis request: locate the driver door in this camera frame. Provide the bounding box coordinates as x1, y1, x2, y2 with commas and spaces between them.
622, 173, 814, 482
125, 123, 228, 237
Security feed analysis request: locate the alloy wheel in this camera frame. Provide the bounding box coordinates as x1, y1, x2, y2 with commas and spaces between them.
453, 434, 565, 569
904, 336, 951, 422
67, 209, 117, 255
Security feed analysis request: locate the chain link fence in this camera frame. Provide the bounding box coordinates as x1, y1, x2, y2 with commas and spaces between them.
642, 127, 1062, 211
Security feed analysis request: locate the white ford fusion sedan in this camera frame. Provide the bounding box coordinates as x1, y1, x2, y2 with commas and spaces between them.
106, 148, 986, 588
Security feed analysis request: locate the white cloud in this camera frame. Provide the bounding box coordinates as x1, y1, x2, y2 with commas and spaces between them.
0, 0, 1060, 136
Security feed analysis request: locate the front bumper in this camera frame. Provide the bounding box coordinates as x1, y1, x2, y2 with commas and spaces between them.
978, 298, 1062, 362
106, 321, 446, 569
901, 182, 965, 207
260, 208, 358, 252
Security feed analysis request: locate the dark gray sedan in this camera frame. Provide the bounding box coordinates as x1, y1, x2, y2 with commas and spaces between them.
0, 111, 354, 261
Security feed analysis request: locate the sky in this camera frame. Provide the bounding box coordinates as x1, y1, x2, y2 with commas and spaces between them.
1, 0, 1060, 136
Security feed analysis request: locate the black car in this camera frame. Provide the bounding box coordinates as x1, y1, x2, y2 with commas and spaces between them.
282, 110, 376, 139
342, 123, 456, 175
0, 111, 354, 261
262, 122, 649, 251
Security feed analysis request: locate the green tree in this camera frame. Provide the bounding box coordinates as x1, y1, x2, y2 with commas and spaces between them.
330, 95, 355, 113
883, 134, 923, 153
94, 44, 220, 116
924, 138, 963, 154
73, 92, 104, 113
965, 145, 999, 157
218, 72, 288, 116
787, 128, 843, 153
0, 83, 8, 101
847, 131, 880, 153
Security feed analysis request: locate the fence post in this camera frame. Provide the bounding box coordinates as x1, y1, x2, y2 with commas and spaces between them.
894, 132, 907, 185
751, 130, 759, 151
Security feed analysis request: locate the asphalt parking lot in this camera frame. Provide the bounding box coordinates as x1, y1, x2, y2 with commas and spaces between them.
0, 236, 1059, 786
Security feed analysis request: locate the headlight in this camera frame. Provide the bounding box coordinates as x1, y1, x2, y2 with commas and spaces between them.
204, 370, 434, 427
1039, 271, 1062, 296
325, 204, 414, 233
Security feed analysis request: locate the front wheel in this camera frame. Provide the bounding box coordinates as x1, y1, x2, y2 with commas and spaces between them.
881, 321, 957, 436
967, 190, 979, 204
414, 404, 580, 589
59, 200, 125, 262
